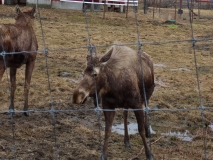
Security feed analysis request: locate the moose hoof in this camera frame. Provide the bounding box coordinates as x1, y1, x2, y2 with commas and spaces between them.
23, 111, 29, 117
100, 153, 107, 160
146, 132, 151, 138
146, 153, 154, 160
124, 141, 131, 148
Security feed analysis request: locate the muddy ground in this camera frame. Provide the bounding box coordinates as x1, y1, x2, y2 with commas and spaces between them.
0, 4, 213, 160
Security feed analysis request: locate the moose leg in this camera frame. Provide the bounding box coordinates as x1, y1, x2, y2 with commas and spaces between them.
123, 110, 131, 148
9, 68, 17, 113
23, 61, 35, 116
0, 68, 5, 80
101, 109, 115, 160
145, 112, 150, 138
93, 95, 101, 108
134, 109, 153, 160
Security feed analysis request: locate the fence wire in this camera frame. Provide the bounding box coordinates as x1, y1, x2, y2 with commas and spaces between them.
0, 0, 212, 159
36, 1, 59, 159
186, 0, 207, 159
82, 5, 103, 156
132, 0, 153, 155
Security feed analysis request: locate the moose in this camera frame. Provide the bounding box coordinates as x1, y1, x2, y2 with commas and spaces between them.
0, 6, 38, 116
72, 44, 155, 160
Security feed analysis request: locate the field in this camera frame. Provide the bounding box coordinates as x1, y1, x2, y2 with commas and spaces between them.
0, 4, 213, 160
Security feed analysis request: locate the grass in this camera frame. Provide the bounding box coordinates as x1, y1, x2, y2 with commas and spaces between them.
168, 24, 178, 29
0, 5, 213, 160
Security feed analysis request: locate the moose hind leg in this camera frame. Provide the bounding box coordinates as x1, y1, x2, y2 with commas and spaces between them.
0, 68, 5, 81
23, 61, 35, 116
145, 112, 150, 138
0, 63, 5, 80
134, 109, 153, 160
101, 109, 115, 160
123, 110, 131, 148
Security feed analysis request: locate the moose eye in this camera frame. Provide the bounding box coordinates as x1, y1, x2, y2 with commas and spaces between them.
92, 72, 98, 78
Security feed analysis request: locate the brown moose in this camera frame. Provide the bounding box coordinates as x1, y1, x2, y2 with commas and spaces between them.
0, 6, 38, 116
72, 44, 155, 160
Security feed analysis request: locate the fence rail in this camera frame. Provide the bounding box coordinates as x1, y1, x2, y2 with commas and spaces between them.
60, 0, 138, 6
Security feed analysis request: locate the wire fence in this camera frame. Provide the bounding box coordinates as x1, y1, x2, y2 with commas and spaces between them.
0, 0, 213, 159
144, 0, 213, 22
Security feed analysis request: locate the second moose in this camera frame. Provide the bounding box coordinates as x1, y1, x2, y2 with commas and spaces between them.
0, 6, 37, 116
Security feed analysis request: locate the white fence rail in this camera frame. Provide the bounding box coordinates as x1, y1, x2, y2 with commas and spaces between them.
60, 0, 138, 6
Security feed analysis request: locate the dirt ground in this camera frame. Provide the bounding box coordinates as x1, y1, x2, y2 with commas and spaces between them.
0, 4, 213, 160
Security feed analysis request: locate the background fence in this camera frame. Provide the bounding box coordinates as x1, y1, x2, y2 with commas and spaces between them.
141, 0, 213, 21
0, 0, 213, 159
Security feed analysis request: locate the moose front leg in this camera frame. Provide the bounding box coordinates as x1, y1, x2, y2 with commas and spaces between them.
101, 109, 115, 160
9, 68, 17, 113
23, 61, 35, 116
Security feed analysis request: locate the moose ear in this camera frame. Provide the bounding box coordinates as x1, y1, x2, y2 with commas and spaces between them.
29, 6, 36, 16
15, 5, 21, 15
99, 47, 113, 63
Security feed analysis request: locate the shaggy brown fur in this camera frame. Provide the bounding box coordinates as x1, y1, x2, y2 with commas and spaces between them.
73, 45, 155, 160
0, 6, 37, 116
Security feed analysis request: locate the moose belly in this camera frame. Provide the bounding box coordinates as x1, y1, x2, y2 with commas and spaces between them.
6, 54, 28, 68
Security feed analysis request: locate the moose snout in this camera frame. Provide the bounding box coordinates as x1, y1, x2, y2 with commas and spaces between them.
72, 88, 89, 104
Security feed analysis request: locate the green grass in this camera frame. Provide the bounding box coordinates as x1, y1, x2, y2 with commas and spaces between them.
192, 23, 200, 27
168, 24, 178, 29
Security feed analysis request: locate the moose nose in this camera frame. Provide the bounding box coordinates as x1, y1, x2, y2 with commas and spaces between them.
72, 89, 87, 104
72, 89, 80, 104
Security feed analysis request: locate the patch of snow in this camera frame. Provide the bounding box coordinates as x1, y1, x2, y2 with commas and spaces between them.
170, 68, 190, 72
209, 125, 213, 131
112, 123, 156, 135
161, 130, 193, 142
154, 63, 166, 68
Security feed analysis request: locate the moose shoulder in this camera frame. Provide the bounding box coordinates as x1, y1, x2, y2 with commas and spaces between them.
73, 45, 155, 160
0, 6, 38, 116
